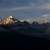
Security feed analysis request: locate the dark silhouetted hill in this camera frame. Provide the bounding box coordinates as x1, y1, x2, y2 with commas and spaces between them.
0, 22, 48, 49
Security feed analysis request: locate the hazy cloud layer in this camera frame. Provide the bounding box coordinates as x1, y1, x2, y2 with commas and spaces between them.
0, 0, 50, 22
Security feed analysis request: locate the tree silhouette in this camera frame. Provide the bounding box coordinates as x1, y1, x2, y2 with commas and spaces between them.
23, 21, 30, 25
32, 21, 38, 24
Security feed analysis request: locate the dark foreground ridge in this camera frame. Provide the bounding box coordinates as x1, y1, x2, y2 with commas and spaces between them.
0, 31, 48, 49
0, 24, 48, 49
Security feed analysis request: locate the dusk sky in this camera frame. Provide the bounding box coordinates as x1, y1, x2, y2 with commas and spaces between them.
0, 0, 50, 21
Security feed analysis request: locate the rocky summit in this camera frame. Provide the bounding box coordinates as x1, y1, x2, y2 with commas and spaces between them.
0, 16, 19, 26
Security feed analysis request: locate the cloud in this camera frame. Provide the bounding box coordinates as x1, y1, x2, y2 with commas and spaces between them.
41, 14, 50, 22
0, 0, 49, 9
0, 0, 49, 21
37, 3, 50, 10
47, 3, 50, 9
1, 2, 49, 11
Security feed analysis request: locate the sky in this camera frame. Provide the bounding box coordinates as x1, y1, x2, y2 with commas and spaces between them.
0, 0, 50, 22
